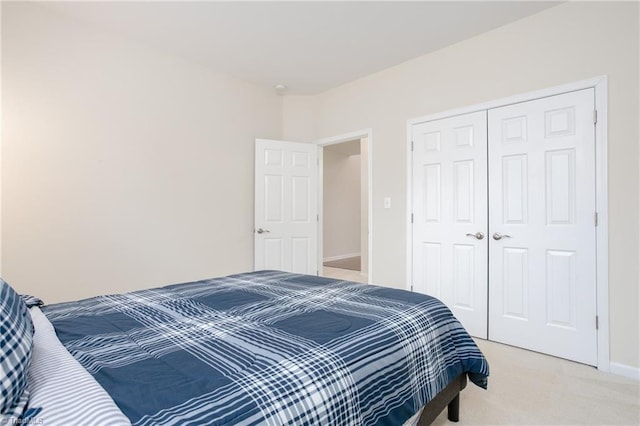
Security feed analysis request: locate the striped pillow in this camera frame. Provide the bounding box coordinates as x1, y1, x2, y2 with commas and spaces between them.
1, 278, 34, 420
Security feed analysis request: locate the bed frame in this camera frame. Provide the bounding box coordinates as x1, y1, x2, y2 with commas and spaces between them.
417, 374, 468, 425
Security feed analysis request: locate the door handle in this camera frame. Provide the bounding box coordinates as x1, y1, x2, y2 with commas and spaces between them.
492, 232, 511, 241
466, 232, 484, 240
256, 228, 270, 234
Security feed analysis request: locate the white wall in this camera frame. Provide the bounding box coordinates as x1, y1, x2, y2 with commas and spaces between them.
1, 3, 282, 303
282, 95, 318, 144
283, 2, 640, 369
323, 147, 361, 260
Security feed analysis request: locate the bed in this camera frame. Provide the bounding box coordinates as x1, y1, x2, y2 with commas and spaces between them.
4, 270, 489, 425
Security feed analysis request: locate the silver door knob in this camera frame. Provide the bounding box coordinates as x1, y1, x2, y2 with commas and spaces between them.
492, 232, 511, 240
466, 232, 484, 240
256, 228, 270, 234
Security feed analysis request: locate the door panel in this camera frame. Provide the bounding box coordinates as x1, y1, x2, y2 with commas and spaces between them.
255, 139, 318, 275
412, 111, 488, 338
502, 247, 528, 320
488, 89, 597, 365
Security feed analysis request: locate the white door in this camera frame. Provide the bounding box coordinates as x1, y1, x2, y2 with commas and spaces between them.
411, 111, 488, 338
254, 139, 318, 275
488, 89, 597, 365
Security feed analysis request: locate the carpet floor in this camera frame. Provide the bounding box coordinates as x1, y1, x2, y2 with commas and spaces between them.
433, 339, 639, 425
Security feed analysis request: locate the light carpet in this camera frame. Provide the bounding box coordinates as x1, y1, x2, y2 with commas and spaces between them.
433, 339, 639, 425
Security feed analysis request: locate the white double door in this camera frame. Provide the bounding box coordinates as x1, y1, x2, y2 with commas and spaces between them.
412, 89, 597, 365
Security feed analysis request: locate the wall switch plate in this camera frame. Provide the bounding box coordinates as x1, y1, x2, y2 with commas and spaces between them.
384, 197, 391, 209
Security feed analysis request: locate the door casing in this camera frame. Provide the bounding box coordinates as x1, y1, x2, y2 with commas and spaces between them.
316, 129, 374, 283
406, 76, 609, 371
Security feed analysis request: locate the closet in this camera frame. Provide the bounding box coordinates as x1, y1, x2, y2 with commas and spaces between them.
410, 88, 597, 365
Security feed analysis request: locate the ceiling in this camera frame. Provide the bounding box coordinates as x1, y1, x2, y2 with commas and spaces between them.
41, 1, 560, 95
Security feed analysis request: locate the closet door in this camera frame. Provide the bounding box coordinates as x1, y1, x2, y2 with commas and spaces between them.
411, 111, 488, 338
487, 89, 597, 365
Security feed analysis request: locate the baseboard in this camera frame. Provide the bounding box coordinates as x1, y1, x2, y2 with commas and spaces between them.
610, 362, 640, 381
323, 252, 361, 263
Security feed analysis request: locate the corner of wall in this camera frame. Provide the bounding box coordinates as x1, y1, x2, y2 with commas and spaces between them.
282, 95, 318, 143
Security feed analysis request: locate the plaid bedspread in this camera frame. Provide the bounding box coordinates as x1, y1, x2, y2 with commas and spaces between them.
43, 271, 489, 425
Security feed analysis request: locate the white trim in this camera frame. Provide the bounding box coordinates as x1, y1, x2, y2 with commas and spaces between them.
316, 129, 372, 147
609, 362, 640, 381
405, 120, 413, 292
406, 76, 609, 372
593, 77, 610, 373
323, 253, 361, 263
316, 128, 373, 284
407, 76, 608, 126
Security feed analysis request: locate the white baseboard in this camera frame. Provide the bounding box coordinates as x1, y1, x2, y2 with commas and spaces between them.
610, 362, 640, 381
323, 252, 361, 263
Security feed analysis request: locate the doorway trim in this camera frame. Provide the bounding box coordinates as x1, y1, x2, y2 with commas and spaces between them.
316, 129, 373, 283
405, 76, 609, 372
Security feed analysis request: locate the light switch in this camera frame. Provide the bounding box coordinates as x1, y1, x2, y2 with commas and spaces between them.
384, 197, 391, 209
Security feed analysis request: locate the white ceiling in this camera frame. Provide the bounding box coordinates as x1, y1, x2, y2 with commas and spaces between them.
42, 1, 560, 95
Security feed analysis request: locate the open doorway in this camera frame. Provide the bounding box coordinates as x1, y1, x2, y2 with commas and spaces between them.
317, 131, 371, 284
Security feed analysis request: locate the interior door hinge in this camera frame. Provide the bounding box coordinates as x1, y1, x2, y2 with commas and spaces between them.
411, 285, 414, 292
317, 213, 319, 222
593, 110, 598, 124
411, 141, 414, 151
596, 315, 599, 330
411, 213, 414, 224
594, 212, 598, 227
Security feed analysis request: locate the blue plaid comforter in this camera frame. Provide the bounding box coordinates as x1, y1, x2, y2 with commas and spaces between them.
42, 271, 489, 425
